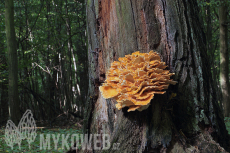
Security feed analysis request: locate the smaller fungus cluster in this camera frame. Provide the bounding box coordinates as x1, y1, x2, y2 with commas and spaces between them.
99, 51, 177, 112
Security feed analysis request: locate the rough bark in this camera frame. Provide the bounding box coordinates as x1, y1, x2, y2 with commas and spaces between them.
219, 0, 230, 117
81, 0, 230, 152
5, 0, 20, 124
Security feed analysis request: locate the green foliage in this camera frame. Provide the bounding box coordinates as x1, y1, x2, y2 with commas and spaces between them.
224, 117, 230, 134
197, 0, 230, 102
0, 0, 87, 121
198, 0, 220, 7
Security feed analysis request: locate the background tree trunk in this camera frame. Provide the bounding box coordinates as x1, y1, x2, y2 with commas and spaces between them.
219, 0, 229, 117
5, 0, 20, 124
82, 0, 230, 152
0, 55, 8, 124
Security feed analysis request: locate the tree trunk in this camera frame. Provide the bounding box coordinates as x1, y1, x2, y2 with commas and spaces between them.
219, 0, 229, 117
65, 0, 74, 114
0, 55, 8, 123
0, 81, 8, 123
5, 0, 20, 124
81, 0, 230, 152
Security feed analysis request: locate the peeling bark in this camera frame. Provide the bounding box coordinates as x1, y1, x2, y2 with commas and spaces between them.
80, 0, 230, 152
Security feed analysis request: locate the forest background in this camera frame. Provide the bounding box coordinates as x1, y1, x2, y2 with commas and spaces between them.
0, 0, 230, 152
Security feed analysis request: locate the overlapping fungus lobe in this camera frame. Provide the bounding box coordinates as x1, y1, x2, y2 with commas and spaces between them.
99, 50, 177, 112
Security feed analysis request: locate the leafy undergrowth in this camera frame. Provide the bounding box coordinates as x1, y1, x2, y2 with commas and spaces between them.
224, 117, 230, 134
0, 125, 82, 153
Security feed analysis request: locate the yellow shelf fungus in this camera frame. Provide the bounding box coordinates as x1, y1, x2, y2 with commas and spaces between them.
99, 51, 177, 112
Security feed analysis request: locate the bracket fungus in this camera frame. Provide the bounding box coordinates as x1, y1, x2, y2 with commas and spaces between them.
99, 51, 177, 112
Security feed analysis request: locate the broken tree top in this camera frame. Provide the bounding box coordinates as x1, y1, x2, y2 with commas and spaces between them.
99, 50, 177, 112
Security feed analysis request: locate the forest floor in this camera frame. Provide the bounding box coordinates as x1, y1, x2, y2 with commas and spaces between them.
0, 115, 83, 153
0, 117, 230, 152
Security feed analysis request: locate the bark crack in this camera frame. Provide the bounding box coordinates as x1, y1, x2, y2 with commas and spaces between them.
161, 0, 171, 67
130, 0, 139, 50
